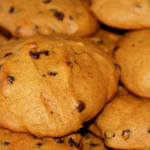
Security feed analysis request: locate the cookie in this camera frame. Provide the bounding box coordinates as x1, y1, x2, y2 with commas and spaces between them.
0, 0, 99, 38
92, 93, 150, 149
0, 34, 8, 48
114, 29, 150, 98
90, 0, 150, 29
81, 129, 110, 150
0, 34, 120, 137
87, 29, 122, 57
0, 127, 81, 150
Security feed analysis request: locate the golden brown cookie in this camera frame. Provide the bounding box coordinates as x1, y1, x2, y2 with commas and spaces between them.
0, 34, 120, 138
90, 0, 150, 29
81, 129, 109, 150
92, 93, 150, 149
114, 29, 150, 98
0, 0, 99, 38
87, 29, 122, 57
0, 127, 81, 150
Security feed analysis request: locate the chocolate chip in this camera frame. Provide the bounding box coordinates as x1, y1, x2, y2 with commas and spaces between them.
96, 39, 103, 43
67, 61, 72, 66
2, 142, 10, 145
77, 101, 85, 113
36, 143, 42, 147
49, 72, 58, 76
113, 46, 120, 52
51, 111, 53, 114
69, 138, 77, 147
69, 16, 74, 20
122, 129, 131, 140
122, 129, 131, 135
90, 143, 99, 147
39, 50, 49, 56
43, 74, 46, 77
54, 137, 65, 143
4, 53, 12, 58
54, 11, 64, 20
148, 129, 150, 133
83, 132, 90, 139
30, 51, 40, 59
9, 6, 14, 13
7, 76, 14, 84
43, 0, 51, 3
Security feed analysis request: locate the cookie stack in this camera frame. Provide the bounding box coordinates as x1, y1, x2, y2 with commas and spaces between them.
0, 0, 122, 149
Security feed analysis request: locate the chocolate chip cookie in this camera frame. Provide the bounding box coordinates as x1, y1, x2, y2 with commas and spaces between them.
0, 0, 99, 38
114, 29, 150, 98
0, 127, 82, 150
90, 0, 150, 29
0, 34, 120, 138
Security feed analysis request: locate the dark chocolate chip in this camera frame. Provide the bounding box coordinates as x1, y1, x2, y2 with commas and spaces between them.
54, 137, 65, 143
3, 142, 10, 145
36, 143, 42, 147
43, 74, 46, 77
69, 16, 74, 20
49, 72, 58, 76
9, 6, 14, 13
51, 111, 53, 114
90, 143, 99, 147
54, 11, 64, 20
122, 129, 131, 135
67, 61, 72, 66
39, 50, 49, 56
7, 76, 14, 84
30, 51, 40, 59
148, 129, 150, 134
4, 53, 12, 58
42, 0, 51, 3
77, 101, 85, 113
113, 46, 120, 52
69, 138, 77, 147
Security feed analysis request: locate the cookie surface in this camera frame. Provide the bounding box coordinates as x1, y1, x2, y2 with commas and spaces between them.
81, 129, 109, 150
114, 29, 150, 98
93, 93, 150, 149
90, 0, 150, 29
0, 127, 81, 150
0, 0, 99, 38
0, 34, 120, 137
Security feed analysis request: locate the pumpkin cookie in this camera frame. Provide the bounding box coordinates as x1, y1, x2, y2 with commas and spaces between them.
0, 34, 120, 137
114, 29, 150, 98
90, 0, 150, 29
0, 0, 99, 38
0, 127, 81, 150
92, 93, 150, 149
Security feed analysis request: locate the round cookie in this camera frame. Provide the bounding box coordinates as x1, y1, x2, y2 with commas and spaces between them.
81, 129, 110, 150
90, 0, 150, 29
87, 29, 122, 57
0, 127, 82, 150
0, 0, 99, 38
0, 34, 120, 137
0, 34, 8, 48
114, 29, 150, 98
92, 93, 150, 149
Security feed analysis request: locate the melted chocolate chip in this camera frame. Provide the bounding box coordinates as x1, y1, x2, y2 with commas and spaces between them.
122, 129, 131, 135
39, 50, 49, 56
77, 101, 85, 113
90, 143, 99, 147
113, 46, 120, 52
49, 72, 58, 76
9, 6, 14, 13
69, 138, 77, 147
4, 53, 12, 58
54, 11, 64, 20
3, 142, 10, 145
54, 137, 65, 143
7, 76, 14, 84
30, 51, 40, 59
43, 0, 51, 3
36, 143, 42, 147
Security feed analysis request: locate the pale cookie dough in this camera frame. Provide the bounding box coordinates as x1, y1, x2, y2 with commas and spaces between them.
0, 34, 120, 138
114, 29, 150, 98
0, 0, 99, 38
90, 0, 150, 29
